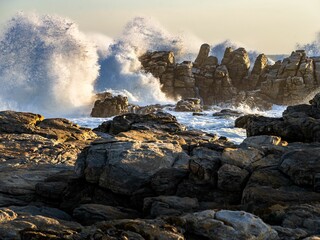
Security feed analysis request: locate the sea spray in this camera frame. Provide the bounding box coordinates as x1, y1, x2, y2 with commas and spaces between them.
297, 32, 320, 57
0, 12, 99, 117
95, 17, 202, 105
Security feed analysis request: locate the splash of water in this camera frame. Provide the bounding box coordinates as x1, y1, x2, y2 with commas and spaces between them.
296, 32, 320, 56
210, 40, 274, 66
0, 12, 99, 117
95, 17, 202, 105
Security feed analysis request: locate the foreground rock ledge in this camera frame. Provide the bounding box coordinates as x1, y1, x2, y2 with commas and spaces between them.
0, 109, 320, 239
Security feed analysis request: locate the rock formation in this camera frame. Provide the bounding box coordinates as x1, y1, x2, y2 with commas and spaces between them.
1, 101, 320, 238
91, 92, 130, 117
236, 93, 320, 142
139, 44, 320, 110
174, 98, 203, 112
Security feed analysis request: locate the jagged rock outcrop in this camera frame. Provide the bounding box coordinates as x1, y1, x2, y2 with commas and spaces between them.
91, 92, 130, 117
259, 50, 319, 105
194, 43, 211, 66
246, 53, 269, 89
139, 45, 320, 110
221, 47, 251, 89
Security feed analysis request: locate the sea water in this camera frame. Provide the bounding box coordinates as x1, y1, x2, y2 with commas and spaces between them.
0, 13, 313, 144
69, 105, 286, 144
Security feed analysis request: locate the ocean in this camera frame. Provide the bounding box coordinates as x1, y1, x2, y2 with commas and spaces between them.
1, 12, 312, 144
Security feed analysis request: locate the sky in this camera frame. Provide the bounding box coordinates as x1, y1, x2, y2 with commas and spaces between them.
0, 0, 320, 54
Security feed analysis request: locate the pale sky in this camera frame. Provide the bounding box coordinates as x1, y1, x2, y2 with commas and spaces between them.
0, 0, 319, 54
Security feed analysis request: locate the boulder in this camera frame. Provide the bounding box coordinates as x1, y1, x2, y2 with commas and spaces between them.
143, 196, 199, 217
0, 206, 82, 240
213, 109, 242, 118
242, 167, 320, 215
179, 210, 278, 240
0, 111, 95, 143
95, 219, 184, 239
194, 43, 210, 67
222, 47, 250, 88
189, 147, 221, 185
236, 93, 320, 142
221, 147, 264, 171
94, 112, 186, 135
174, 98, 203, 112
91, 93, 129, 117
73, 204, 139, 225
217, 164, 249, 192
76, 139, 189, 195
279, 148, 320, 187
150, 168, 188, 195
281, 204, 320, 236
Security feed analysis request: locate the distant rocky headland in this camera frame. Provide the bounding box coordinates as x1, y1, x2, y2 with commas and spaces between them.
90, 44, 320, 118
140, 44, 320, 108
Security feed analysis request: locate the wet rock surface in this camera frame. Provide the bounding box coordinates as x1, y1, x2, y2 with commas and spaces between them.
1, 104, 320, 239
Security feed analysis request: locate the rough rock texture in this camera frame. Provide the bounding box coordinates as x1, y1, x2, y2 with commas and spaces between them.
280, 148, 320, 187
139, 45, 320, 109
174, 98, 203, 112
178, 210, 278, 240
217, 164, 249, 192
221, 47, 251, 89
194, 43, 211, 67
73, 204, 139, 225
2, 102, 320, 239
76, 139, 189, 195
143, 196, 199, 217
93, 111, 186, 135
91, 92, 129, 117
236, 93, 320, 142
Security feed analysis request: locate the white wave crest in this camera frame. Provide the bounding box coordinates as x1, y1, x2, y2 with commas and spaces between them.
0, 12, 99, 117
95, 17, 192, 105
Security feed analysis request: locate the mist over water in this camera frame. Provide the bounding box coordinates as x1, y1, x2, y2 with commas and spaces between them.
0, 12, 100, 117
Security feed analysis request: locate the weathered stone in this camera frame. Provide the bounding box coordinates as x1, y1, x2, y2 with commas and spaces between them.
150, 168, 188, 195
91, 93, 129, 117
94, 112, 186, 135
174, 98, 202, 112
213, 109, 242, 118
194, 43, 210, 66
242, 168, 320, 215
222, 47, 250, 88
0, 207, 81, 240
95, 219, 184, 239
237, 94, 320, 143
179, 210, 278, 240
273, 226, 308, 240
217, 164, 249, 192
76, 140, 189, 195
143, 196, 199, 217
73, 204, 139, 225
222, 147, 264, 171
282, 204, 320, 236
280, 148, 320, 187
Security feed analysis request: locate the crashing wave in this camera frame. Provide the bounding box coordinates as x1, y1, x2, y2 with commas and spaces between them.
95, 17, 193, 105
296, 32, 320, 57
0, 12, 99, 117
